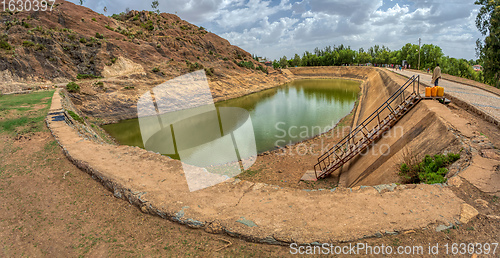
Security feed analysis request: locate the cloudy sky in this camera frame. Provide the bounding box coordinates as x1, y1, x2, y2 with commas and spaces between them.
72, 0, 483, 61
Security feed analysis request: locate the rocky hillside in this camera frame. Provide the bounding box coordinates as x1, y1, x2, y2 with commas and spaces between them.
0, 0, 291, 121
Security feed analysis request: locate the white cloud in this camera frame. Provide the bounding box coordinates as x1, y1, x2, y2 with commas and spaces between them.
72, 0, 484, 60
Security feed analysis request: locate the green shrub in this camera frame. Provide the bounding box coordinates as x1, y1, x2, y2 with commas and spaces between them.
152, 67, 160, 73
399, 153, 461, 184
91, 18, 97, 22
204, 67, 214, 76
185, 61, 203, 72
79, 38, 87, 44
95, 32, 104, 39
76, 74, 99, 80
22, 40, 35, 47
66, 82, 80, 92
257, 65, 268, 74
22, 22, 31, 28
236, 61, 255, 69
0, 39, 12, 50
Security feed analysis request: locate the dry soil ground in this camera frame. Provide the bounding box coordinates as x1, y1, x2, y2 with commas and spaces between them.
1, 91, 499, 257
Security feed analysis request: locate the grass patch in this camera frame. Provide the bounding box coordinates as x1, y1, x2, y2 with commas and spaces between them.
238, 168, 263, 178
0, 90, 53, 111
0, 91, 54, 134
399, 152, 460, 184
22, 40, 35, 47
67, 110, 84, 123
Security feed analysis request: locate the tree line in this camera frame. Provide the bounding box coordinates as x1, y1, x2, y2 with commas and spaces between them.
272, 43, 488, 86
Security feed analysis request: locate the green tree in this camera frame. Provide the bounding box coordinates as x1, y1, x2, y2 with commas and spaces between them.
151, 1, 160, 14
279, 56, 288, 68
475, 0, 500, 87
356, 52, 372, 64
290, 54, 302, 67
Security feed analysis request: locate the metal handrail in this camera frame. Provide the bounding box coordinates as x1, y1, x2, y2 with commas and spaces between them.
314, 75, 421, 179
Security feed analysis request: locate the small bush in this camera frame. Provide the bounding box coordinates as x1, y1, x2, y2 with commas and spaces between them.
399, 152, 461, 184
105, 24, 114, 31
186, 61, 203, 72
95, 32, 104, 39
79, 38, 87, 44
152, 67, 160, 73
0, 39, 12, 50
67, 34, 76, 40
91, 18, 97, 22
204, 67, 215, 76
22, 22, 31, 28
257, 65, 268, 74
66, 82, 80, 92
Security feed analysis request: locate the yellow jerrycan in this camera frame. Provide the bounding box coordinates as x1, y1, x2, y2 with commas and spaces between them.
431, 87, 437, 97
437, 86, 444, 97
425, 87, 432, 97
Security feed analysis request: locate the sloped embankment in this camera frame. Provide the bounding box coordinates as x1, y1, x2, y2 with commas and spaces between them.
288, 67, 462, 187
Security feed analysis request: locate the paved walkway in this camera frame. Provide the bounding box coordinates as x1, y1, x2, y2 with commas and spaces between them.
389, 68, 500, 125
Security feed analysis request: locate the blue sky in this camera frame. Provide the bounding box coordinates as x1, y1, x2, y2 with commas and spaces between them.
72, 0, 483, 61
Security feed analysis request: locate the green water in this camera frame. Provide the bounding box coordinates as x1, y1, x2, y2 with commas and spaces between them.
102, 79, 359, 157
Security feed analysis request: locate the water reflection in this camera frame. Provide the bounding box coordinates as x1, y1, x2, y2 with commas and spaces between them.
103, 79, 360, 156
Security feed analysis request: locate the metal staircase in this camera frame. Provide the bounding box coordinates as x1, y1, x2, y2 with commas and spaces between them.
313, 75, 422, 180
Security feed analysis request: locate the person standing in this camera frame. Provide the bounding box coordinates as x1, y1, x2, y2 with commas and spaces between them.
432, 64, 442, 86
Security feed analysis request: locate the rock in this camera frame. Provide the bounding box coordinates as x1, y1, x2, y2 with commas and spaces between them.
403, 230, 415, 234
236, 217, 258, 227
435, 224, 453, 232
459, 203, 479, 224
204, 221, 224, 234
486, 215, 500, 220
447, 176, 462, 187
474, 199, 489, 208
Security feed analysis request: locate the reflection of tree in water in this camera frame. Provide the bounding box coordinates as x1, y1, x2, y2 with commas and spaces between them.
216, 79, 360, 111
216, 87, 280, 111
293, 79, 359, 104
